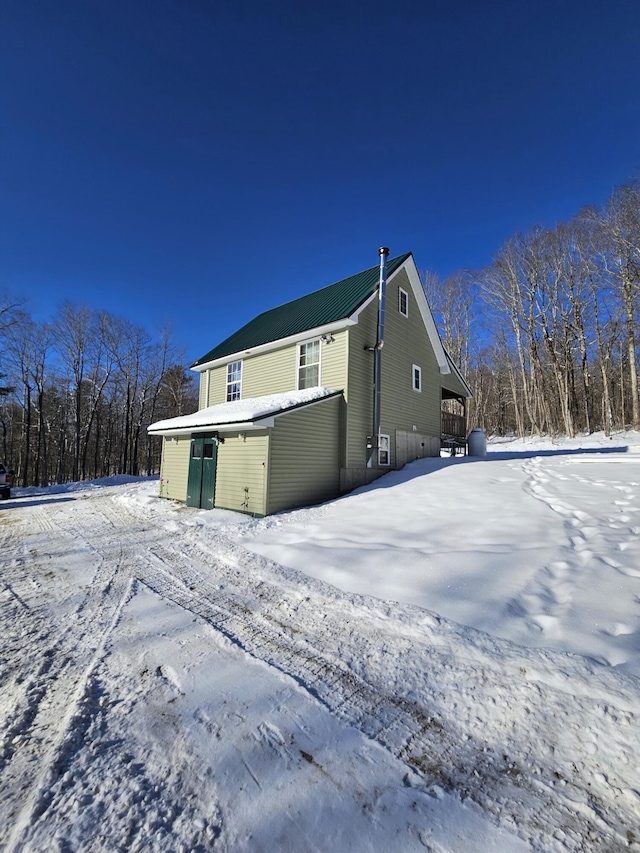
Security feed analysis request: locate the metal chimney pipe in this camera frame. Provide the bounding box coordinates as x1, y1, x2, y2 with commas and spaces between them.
368, 247, 389, 467
376, 246, 389, 350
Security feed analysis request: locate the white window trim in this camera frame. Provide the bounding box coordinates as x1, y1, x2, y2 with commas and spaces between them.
378, 433, 390, 466
398, 287, 409, 318
296, 337, 322, 390
226, 360, 243, 402
412, 363, 422, 392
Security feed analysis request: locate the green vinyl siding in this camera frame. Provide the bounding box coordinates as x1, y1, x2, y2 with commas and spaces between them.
345, 267, 444, 469
159, 436, 191, 501
209, 367, 226, 405
267, 397, 341, 514
345, 299, 377, 468
317, 329, 348, 392
198, 330, 348, 405
198, 367, 223, 408
243, 346, 297, 398
215, 431, 269, 515
202, 349, 292, 404
379, 267, 443, 460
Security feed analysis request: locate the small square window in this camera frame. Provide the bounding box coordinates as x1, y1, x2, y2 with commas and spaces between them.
399, 288, 408, 317
412, 364, 422, 392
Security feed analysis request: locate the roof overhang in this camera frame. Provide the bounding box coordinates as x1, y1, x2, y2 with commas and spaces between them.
400, 257, 451, 375
149, 389, 343, 437
442, 346, 473, 398
151, 419, 276, 437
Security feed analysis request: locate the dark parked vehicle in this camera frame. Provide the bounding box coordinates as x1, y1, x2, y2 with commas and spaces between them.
0, 463, 13, 499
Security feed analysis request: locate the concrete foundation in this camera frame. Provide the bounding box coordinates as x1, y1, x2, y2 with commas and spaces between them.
339, 467, 389, 494
395, 430, 440, 468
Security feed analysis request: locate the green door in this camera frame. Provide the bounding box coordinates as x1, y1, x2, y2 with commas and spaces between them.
200, 437, 217, 509
186, 435, 217, 508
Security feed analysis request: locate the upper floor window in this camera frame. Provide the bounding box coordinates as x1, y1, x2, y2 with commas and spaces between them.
226, 360, 242, 401
398, 287, 409, 317
298, 339, 320, 389
412, 364, 422, 392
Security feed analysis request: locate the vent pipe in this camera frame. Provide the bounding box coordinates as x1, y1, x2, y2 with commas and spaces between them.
368, 247, 389, 467
376, 246, 388, 351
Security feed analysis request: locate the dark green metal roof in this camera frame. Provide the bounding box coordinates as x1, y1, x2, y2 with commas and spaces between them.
192, 252, 412, 367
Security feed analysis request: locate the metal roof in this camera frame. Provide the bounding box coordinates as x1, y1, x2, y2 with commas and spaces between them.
192, 252, 412, 368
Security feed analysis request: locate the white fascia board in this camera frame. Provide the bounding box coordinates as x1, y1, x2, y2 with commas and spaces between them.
346, 265, 418, 325
443, 348, 473, 398
192, 319, 354, 373
151, 419, 275, 437
349, 289, 378, 322
400, 256, 450, 374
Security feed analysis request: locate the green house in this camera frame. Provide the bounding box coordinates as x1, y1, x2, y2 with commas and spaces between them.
148, 250, 471, 516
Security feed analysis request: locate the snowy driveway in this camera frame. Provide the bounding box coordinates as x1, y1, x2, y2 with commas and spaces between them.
1, 448, 639, 852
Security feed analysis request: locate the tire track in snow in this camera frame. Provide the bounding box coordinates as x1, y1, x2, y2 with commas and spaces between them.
0, 518, 65, 741
5, 577, 135, 853
2, 492, 222, 852
0, 499, 136, 851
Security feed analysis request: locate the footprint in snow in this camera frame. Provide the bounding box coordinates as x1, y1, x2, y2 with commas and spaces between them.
256, 721, 286, 752
600, 556, 640, 578
602, 622, 636, 637
155, 664, 185, 700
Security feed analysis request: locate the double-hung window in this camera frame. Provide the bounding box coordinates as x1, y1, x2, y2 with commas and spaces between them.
298, 339, 320, 389
378, 434, 390, 466
412, 364, 422, 392
226, 360, 242, 401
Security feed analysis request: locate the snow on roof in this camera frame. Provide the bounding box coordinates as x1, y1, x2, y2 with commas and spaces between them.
148, 387, 337, 434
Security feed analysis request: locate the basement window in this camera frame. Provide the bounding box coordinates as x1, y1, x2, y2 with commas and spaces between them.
378, 434, 390, 466
226, 360, 242, 401
298, 339, 320, 389
412, 364, 422, 392
399, 287, 408, 317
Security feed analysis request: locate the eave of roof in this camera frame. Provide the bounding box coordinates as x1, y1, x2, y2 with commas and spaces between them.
191, 252, 412, 368
442, 347, 473, 398
148, 388, 343, 436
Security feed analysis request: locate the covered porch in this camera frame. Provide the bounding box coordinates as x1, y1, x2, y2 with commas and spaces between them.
441, 390, 467, 455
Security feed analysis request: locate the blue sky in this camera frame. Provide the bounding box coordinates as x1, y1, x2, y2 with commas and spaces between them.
2, 0, 639, 365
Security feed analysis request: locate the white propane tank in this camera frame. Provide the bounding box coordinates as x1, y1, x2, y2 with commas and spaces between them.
467, 428, 487, 457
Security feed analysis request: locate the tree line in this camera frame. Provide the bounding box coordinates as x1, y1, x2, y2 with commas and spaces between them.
427, 181, 640, 438
0, 302, 197, 486
2, 181, 638, 486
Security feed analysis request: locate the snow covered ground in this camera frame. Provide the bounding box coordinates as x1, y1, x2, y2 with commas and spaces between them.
1, 433, 639, 852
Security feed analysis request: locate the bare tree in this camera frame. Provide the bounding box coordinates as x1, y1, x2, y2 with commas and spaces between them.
53, 302, 95, 481
597, 183, 640, 429
4, 311, 55, 484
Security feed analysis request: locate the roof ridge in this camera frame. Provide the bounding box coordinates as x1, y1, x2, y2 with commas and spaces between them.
259, 251, 411, 312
